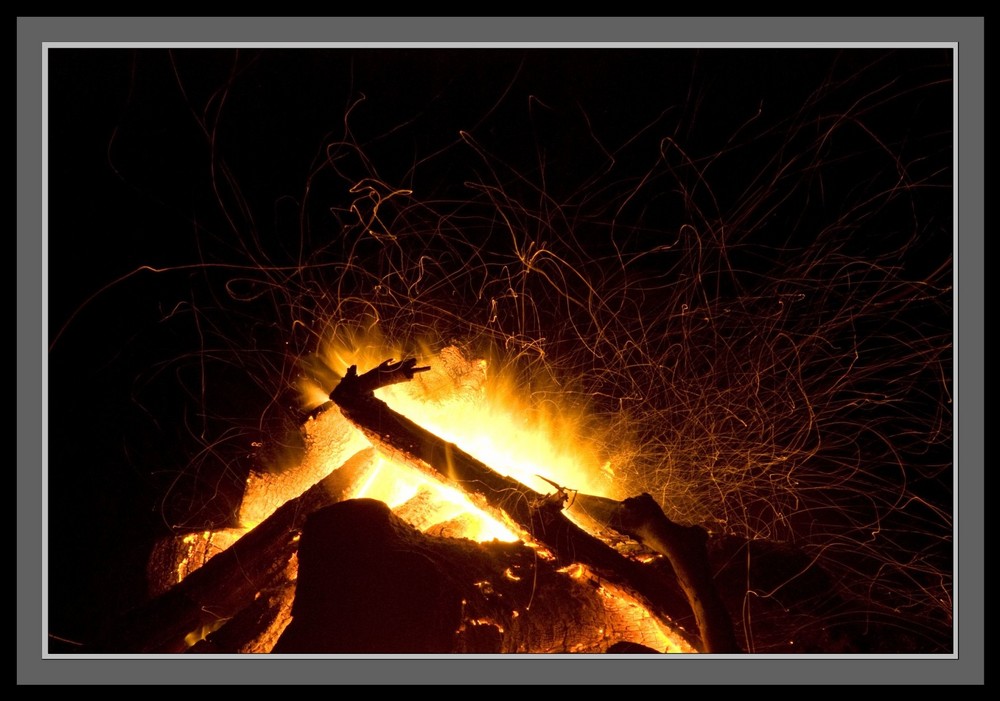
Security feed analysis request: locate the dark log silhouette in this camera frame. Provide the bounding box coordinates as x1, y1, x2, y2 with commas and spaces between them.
570, 492, 740, 654
272, 498, 678, 653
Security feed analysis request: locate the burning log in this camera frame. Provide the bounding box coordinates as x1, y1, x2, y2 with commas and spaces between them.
88, 447, 379, 653
328, 358, 741, 653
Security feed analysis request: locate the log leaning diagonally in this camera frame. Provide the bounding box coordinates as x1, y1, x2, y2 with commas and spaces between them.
87, 447, 378, 653
329, 358, 741, 653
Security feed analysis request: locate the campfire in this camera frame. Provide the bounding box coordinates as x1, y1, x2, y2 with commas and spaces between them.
49, 48, 953, 657
128, 346, 729, 654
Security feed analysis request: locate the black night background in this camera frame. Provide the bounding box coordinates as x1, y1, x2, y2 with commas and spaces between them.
45, 47, 954, 654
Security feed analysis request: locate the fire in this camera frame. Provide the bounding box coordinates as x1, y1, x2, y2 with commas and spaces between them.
50, 50, 953, 656
299, 340, 629, 544
151, 341, 695, 653
315, 341, 623, 501
152, 342, 588, 572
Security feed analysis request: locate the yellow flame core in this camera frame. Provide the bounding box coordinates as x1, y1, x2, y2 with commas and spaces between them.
377, 375, 615, 500
350, 456, 519, 542
294, 341, 623, 544
312, 342, 620, 500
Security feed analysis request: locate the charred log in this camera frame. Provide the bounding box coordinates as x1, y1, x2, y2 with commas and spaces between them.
570, 492, 740, 654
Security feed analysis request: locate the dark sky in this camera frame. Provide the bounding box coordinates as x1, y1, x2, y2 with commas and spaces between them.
45, 48, 954, 651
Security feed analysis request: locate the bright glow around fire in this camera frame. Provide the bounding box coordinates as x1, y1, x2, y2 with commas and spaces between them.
382, 366, 617, 500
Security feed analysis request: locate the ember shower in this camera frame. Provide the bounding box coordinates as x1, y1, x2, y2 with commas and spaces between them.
46, 48, 954, 653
